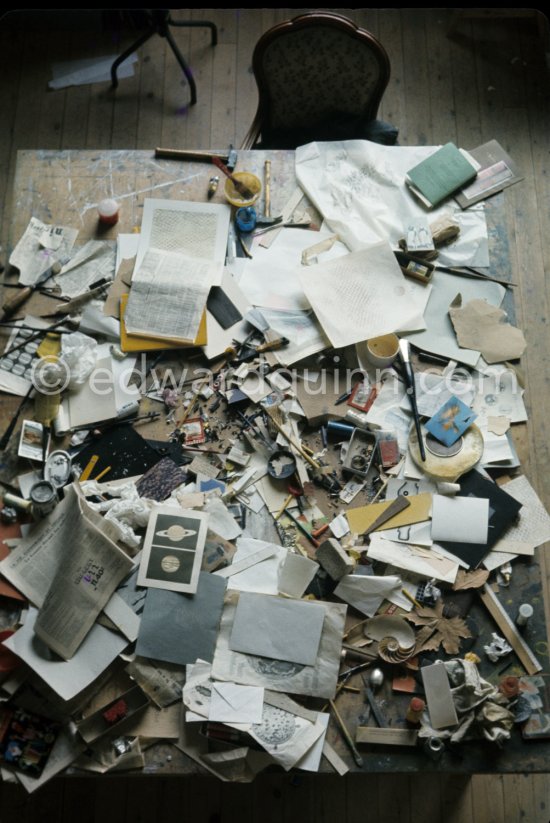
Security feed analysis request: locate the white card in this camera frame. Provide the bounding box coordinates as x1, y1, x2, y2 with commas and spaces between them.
431, 495, 489, 544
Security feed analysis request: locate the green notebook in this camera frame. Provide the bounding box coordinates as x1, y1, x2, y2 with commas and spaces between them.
406, 142, 478, 208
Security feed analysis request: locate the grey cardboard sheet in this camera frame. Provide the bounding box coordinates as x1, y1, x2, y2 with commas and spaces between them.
229, 592, 325, 666
136, 572, 226, 666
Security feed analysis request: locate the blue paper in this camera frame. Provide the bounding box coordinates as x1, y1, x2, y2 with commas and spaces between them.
425, 395, 477, 446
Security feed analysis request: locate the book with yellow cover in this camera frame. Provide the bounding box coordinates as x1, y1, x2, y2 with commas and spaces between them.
119, 294, 207, 352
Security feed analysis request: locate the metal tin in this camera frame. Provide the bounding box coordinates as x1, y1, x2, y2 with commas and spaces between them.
29, 480, 58, 518
267, 449, 297, 480
45, 450, 72, 489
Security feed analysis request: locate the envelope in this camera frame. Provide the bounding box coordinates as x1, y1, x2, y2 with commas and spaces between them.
208, 682, 264, 724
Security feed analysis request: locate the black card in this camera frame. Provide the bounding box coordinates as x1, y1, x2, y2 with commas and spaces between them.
207, 286, 242, 329
438, 469, 523, 568
73, 424, 160, 481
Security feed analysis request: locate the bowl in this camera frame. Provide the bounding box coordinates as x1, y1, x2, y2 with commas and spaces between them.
224, 171, 262, 207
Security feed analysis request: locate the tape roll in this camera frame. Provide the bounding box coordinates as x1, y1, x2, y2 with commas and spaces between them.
409, 423, 483, 481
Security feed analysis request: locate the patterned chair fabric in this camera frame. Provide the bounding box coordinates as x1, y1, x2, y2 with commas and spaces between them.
243, 12, 395, 150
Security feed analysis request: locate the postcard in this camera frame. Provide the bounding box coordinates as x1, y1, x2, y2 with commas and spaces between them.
18, 420, 47, 462
137, 507, 208, 593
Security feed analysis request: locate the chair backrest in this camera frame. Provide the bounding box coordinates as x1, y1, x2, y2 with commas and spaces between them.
243, 12, 391, 149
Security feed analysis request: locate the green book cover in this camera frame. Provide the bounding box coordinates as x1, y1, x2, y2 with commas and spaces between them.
406, 142, 477, 208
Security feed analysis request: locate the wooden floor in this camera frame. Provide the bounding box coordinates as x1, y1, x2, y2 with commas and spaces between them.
0, 8, 550, 821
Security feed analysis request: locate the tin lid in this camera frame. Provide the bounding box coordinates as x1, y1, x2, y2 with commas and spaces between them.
45, 450, 72, 488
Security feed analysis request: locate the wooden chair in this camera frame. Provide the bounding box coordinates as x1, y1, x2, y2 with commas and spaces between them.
242, 12, 395, 150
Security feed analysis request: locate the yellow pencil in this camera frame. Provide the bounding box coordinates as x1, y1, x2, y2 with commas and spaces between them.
93, 465, 112, 482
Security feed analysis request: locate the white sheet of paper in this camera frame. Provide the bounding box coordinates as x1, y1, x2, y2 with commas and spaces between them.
67, 355, 118, 428
495, 475, 550, 551
49, 54, 137, 89
431, 495, 489, 544
295, 140, 489, 267
222, 537, 287, 594
239, 225, 348, 311
203, 269, 251, 361
278, 552, 318, 598
482, 550, 518, 571
473, 368, 527, 424
368, 533, 459, 584
136, 198, 231, 274
330, 513, 350, 539
257, 307, 330, 366
295, 713, 330, 772
334, 573, 402, 617
209, 683, 264, 724
298, 243, 425, 348
4, 608, 128, 702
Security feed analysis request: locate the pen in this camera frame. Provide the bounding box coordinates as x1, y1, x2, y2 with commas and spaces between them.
264, 159, 271, 218
329, 699, 363, 768
335, 390, 352, 405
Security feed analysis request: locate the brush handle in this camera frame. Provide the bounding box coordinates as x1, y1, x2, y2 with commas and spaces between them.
211, 157, 254, 200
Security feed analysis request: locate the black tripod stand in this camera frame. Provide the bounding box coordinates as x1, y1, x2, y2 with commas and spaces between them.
110, 10, 217, 106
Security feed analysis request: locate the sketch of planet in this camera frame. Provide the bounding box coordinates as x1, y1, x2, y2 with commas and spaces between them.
252, 706, 296, 745
156, 525, 197, 541
160, 555, 180, 573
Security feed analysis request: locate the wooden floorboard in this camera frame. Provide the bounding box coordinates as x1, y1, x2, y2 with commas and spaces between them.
0, 8, 549, 821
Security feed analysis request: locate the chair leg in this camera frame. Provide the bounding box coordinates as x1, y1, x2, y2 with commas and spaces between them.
164, 26, 197, 106
168, 18, 218, 47
111, 28, 155, 88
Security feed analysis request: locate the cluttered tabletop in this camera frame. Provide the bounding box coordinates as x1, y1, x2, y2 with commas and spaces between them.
0, 141, 549, 791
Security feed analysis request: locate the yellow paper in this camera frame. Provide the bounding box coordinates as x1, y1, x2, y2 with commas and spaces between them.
346, 493, 432, 534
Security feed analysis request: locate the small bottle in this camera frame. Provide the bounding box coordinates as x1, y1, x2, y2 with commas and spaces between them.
98, 198, 120, 226
516, 603, 533, 627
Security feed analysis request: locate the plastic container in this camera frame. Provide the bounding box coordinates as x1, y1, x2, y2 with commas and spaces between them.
224, 172, 261, 207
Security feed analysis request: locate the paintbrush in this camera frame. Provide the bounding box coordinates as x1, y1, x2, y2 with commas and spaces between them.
398, 339, 426, 461
211, 157, 255, 200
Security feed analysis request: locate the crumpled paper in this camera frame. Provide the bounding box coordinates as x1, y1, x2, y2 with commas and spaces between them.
82, 480, 151, 549
418, 658, 515, 746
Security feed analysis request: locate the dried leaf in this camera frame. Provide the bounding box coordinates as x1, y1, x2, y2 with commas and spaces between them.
436, 616, 472, 655
407, 600, 471, 654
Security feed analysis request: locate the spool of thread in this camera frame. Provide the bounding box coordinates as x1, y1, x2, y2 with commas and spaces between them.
98, 198, 120, 226
326, 420, 354, 440
406, 697, 425, 724
344, 409, 369, 430
516, 603, 533, 627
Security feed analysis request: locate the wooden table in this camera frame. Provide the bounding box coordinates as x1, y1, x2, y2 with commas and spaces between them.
3, 149, 550, 776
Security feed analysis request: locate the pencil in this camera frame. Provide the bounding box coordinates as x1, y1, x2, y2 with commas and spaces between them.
93, 465, 112, 482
